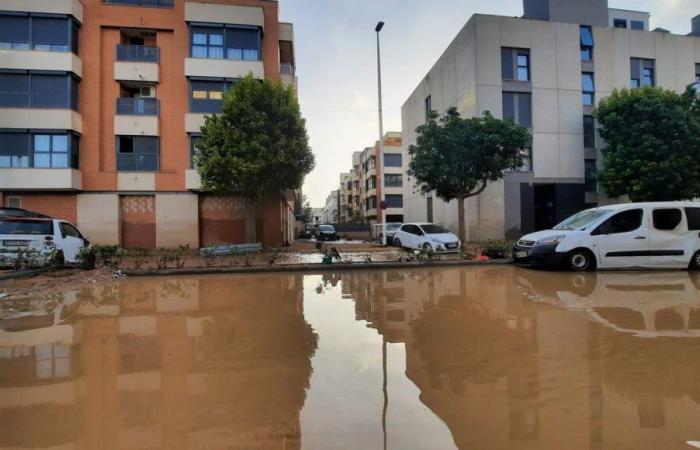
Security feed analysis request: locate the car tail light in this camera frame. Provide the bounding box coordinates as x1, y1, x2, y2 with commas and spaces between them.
44, 236, 53, 241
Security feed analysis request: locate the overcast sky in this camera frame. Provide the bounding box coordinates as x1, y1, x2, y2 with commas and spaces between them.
280, 0, 698, 207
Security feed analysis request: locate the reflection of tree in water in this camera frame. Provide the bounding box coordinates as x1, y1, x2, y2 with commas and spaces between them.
599, 328, 700, 404
195, 295, 318, 445
410, 294, 528, 393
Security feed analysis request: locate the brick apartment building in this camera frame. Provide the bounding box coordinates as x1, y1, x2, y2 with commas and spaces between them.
0, 0, 298, 248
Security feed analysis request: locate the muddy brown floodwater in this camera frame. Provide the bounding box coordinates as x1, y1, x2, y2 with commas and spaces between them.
1, 267, 700, 449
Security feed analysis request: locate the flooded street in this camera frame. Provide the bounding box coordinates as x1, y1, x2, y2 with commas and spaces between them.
2, 267, 700, 449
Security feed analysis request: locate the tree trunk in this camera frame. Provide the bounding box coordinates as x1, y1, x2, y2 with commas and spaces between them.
457, 194, 466, 244
244, 199, 257, 243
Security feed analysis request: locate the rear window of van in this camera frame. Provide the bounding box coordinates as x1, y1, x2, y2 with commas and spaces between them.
0, 220, 53, 235
686, 208, 700, 231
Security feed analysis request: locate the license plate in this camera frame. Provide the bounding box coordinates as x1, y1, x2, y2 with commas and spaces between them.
515, 251, 528, 258
3, 240, 28, 247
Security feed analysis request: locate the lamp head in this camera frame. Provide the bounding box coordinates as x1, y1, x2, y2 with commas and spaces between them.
375, 21, 385, 32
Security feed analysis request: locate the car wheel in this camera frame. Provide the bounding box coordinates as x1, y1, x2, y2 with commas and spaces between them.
690, 251, 700, 270
567, 249, 595, 272
394, 238, 402, 248
422, 243, 434, 254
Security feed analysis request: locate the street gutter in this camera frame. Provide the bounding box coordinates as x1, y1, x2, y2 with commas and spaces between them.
123, 258, 512, 277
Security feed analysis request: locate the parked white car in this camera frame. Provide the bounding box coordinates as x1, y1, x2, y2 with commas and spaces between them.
0, 218, 89, 266
513, 201, 700, 271
393, 223, 461, 253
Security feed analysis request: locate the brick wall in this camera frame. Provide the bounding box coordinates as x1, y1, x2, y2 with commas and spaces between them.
4, 193, 78, 224
121, 195, 156, 249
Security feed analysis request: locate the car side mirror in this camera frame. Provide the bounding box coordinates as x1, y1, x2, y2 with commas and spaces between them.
83, 238, 90, 247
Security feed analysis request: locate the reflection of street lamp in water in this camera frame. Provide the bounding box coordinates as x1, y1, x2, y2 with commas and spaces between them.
382, 337, 388, 450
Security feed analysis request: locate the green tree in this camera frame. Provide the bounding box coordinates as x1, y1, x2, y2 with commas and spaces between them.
196, 74, 315, 242
408, 108, 530, 242
301, 195, 313, 225
595, 86, 700, 202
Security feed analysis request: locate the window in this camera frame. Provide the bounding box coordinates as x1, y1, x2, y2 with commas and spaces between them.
189, 79, 237, 113
630, 20, 644, 30
696, 63, 700, 82
0, 14, 78, 54
365, 175, 376, 190
366, 196, 377, 210
35, 343, 71, 379
385, 194, 403, 208
631, 58, 655, 88
425, 95, 432, 123
519, 147, 533, 172
501, 48, 530, 81
59, 222, 81, 239
384, 153, 402, 167
384, 174, 402, 187
426, 197, 433, 223
116, 136, 159, 171
585, 159, 597, 192
593, 209, 643, 235
502, 92, 532, 127
190, 134, 201, 168
34, 135, 68, 168
0, 132, 77, 168
685, 208, 700, 231
582, 73, 595, 105
653, 209, 682, 231
0, 133, 29, 168
190, 25, 260, 61
7, 197, 21, 208
613, 19, 627, 29
0, 72, 78, 109
583, 115, 595, 148
580, 26, 594, 61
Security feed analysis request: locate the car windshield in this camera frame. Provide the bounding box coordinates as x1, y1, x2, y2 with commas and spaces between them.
386, 223, 402, 230
319, 225, 335, 232
553, 209, 612, 231
420, 224, 447, 234
0, 220, 53, 235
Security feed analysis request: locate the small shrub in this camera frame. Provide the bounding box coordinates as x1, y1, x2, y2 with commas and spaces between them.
480, 239, 516, 259
77, 246, 97, 270
127, 247, 152, 270
93, 245, 125, 269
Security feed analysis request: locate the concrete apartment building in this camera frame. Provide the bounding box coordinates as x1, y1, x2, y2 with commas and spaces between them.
320, 189, 339, 224
338, 172, 351, 223
401, 0, 700, 241
0, 0, 298, 248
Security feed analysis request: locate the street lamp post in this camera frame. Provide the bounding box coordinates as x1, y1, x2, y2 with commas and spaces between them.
375, 21, 387, 246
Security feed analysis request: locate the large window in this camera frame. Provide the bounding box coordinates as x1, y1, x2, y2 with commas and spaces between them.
189, 78, 237, 113
366, 195, 377, 211
613, 18, 627, 29
384, 174, 403, 187
0, 132, 78, 168
582, 73, 595, 105
630, 20, 644, 30
384, 153, 402, 167
365, 175, 376, 191
190, 134, 201, 168
502, 92, 532, 127
190, 25, 260, 61
519, 147, 533, 172
501, 48, 530, 81
583, 115, 595, 148
580, 26, 594, 61
0, 13, 79, 54
386, 195, 403, 208
630, 58, 655, 88
116, 136, 159, 172
0, 72, 79, 110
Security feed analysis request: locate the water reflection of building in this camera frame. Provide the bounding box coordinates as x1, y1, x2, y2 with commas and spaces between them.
0, 274, 316, 450
343, 266, 700, 449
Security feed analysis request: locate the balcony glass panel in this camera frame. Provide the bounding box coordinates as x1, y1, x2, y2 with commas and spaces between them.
116, 97, 159, 115
116, 45, 159, 62
104, 0, 174, 7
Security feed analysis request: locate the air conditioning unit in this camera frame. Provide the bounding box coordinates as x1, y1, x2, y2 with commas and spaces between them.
139, 86, 155, 97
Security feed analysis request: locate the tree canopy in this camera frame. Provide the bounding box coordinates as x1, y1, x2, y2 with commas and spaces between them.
595, 86, 700, 202
195, 74, 315, 202
408, 108, 530, 241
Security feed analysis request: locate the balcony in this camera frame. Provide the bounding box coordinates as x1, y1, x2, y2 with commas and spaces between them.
116, 153, 159, 172
0, 168, 81, 190
116, 45, 159, 63
104, 0, 174, 7
116, 98, 159, 116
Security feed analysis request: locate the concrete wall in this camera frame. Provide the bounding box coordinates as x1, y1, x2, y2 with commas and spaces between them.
0, 109, 82, 133
0, 50, 82, 76
77, 194, 120, 245
155, 194, 199, 248
0, 0, 83, 22
0, 169, 81, 190
184, 2, 265, 28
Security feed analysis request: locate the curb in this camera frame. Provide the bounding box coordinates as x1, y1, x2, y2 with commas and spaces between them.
123, 258, 512, 277
0, 265, 59, 281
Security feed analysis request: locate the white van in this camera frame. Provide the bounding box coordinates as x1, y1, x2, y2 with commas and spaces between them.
513, 202, 700, 271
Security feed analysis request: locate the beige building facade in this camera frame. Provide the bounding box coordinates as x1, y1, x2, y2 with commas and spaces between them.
401, 0, 700, 240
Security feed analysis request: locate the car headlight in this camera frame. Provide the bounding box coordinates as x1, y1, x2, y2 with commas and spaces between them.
538, 235, 566, 245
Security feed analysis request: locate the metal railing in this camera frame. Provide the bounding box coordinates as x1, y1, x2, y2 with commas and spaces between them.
117, 153, 159, 172
116, 97, 159, 116
280, 63, 294, 75
104, 0, 174, 7
116, 44, 159, 62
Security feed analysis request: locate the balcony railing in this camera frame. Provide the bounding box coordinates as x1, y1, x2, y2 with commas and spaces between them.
116, 97, 159, 116
280, 63, 295, 75
104, 0, 174, 7
116, 44, 159, 62
117, 153, 159, 172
